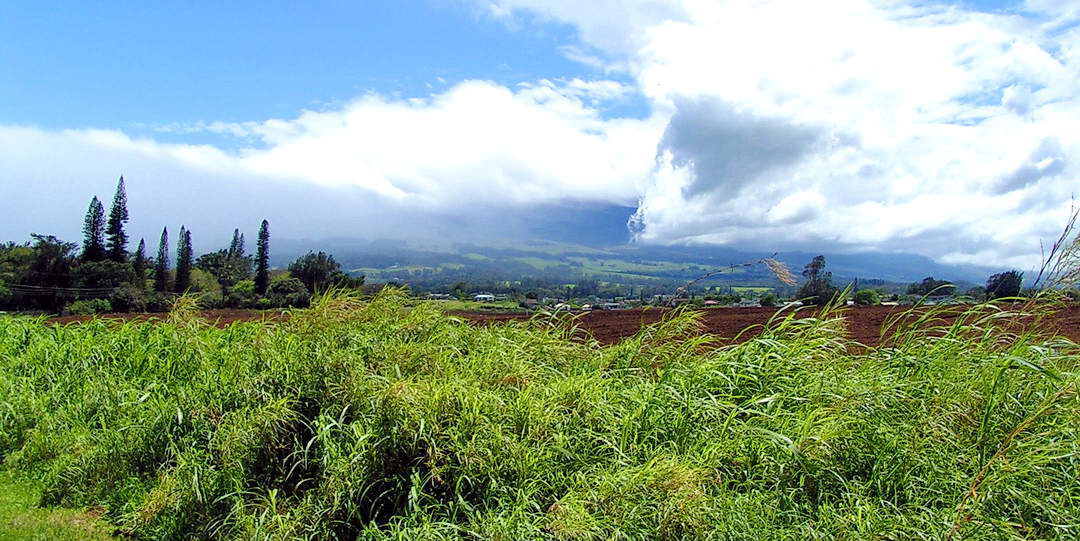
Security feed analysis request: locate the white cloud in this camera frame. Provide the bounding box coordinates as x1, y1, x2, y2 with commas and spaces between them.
1, 79, 662, 245
196, 79, 658, 206
485, 0, 1080, 268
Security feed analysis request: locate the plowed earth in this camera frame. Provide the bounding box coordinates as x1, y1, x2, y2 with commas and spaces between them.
458, 305, 1080, 346
48, 304, 1080, 348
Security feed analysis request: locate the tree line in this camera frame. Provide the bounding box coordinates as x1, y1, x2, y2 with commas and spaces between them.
796, 255, 1031, 306
0, 177, 362, 314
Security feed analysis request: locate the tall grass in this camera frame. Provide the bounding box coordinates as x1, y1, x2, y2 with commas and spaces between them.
0, 289, 1077, 539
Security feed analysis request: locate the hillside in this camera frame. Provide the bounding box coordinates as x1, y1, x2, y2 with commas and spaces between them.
271, 237, 999, 293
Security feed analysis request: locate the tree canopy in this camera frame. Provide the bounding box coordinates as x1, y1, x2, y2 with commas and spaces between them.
986, 270, 1023, 299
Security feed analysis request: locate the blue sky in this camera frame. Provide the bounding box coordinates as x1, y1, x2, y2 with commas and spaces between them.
1, 1, 597, 132
1, 0, 1077, 268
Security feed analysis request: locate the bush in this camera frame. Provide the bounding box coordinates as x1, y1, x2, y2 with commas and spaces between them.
268, 278, 311, 308
67, 298, 111, 315
188, 268, 220, 294
759, 292, 778, 307
853, 289, 881, 306
109, 283, 148, 313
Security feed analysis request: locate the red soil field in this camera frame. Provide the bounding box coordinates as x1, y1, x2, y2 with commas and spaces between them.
459, 304, 1080, 346
47, 304, 1080, 347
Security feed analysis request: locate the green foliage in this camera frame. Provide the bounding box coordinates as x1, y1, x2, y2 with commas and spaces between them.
0, 472, 114, 540
188, 268, 220, 294
154, 228, 170, 293
288, 251, 342, 293
175, 227, 194, 293
105, 176, 129, 263
759, 291, 777, 307
0, 293, 1077, 539
66, 298, 112, 316
267, 277, 311, 308
26, 235, 78, 288
109, 283, 148, 313
195, 248, 252, 295
73, 261, 135, 289
0, 242, 33, 286
907, 276, 956, 297
987, 270, 1024, 299
255, 220, 270, 296
132, 239, 148, 281
81, 196, 107, 263
797, 255, 839, 305
854, 288, 881, 305
232, 280, 255, 298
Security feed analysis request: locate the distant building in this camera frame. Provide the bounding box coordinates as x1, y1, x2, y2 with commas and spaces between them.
473, 293, 495, 302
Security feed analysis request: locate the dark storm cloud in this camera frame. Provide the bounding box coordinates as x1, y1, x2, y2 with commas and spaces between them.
659, 97, 822, 197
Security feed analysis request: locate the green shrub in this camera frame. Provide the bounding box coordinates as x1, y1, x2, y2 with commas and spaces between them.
109, 282, 147, 312
268, 277, 311, 308
759, 292, 778, 307
853, 289, 881, 305
66, 298, 111, 315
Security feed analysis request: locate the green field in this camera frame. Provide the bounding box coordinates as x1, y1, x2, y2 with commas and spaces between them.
423, 298, 524, 313
1, 291, 1077, 539
732, 286, 774, 294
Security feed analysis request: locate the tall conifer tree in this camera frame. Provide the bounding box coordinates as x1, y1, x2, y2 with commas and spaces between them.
81, 196, 107, 262
106, 176, 129, 262
254, 220, 270, 295
154, 227, 170, 292
132, 239, 148, 284
175, 226, 193, 292
228, 228, 245, 258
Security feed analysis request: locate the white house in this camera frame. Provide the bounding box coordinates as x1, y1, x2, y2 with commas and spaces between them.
473, 294, 496, 302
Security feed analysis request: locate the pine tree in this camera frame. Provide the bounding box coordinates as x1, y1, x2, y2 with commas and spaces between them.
132, 239, 148, 285
81, 196, 107, 262
255, 220, 270, 295
154, 227, 170, 292
105, 176, 129, 262
228, 228, 245, 258
175, 226, 193, 293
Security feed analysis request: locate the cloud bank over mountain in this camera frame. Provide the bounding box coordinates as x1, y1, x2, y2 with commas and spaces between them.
483, 0, 1080, 268
3, 0, 1079, 268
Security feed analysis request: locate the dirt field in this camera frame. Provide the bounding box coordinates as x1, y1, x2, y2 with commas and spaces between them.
457, 304, 1080, 347
46, 304, 1080, 347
